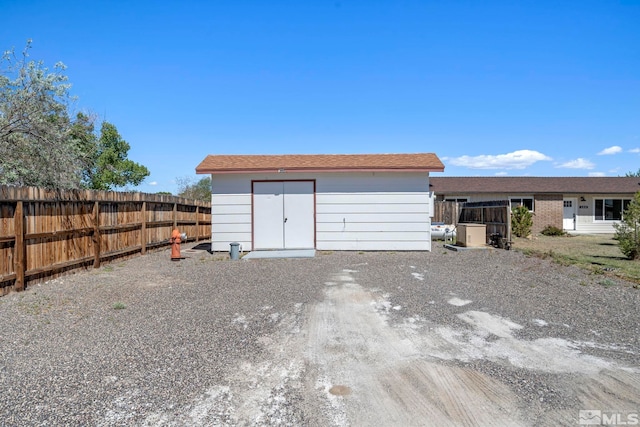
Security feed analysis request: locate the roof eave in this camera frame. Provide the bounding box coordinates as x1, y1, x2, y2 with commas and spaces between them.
196, 167, 445, 174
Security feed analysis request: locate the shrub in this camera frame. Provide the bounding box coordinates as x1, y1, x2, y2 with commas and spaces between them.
541, 225, 566, 236
614, 191, 640, 260
511, 205, 533, 238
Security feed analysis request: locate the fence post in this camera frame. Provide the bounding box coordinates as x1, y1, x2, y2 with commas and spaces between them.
141, 201, 147, 255
14, 201, 26, 292
195, 205, 200, 242
93, 201, 101, 268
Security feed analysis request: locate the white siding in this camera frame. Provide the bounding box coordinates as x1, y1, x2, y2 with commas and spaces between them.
319, 212, 428, 223
574, 222, 618, 233
210, 172, 433, 251
317, 201, 428, 213
315, 173, 431, 251
316, 222, 428, 232
210, 175, 253, 251
575, 195, 627, 233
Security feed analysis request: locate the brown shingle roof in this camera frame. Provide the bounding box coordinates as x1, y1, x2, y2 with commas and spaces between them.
196, 153, 445, 174
430, 177, 640, 194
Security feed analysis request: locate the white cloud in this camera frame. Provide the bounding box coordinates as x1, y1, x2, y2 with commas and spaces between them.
148, 181, 158, 186
588, 172, 606, 177
598, 146, 622, 155
629, 148, 640, 153
448, 149, 551, 170
494, 171, 508, 176
556, 158, 595, 169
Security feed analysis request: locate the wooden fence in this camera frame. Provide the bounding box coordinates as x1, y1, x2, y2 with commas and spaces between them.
433, 200, 513, 247
458, 200, 512, 246
0, 186, 211, 295
432, 201, 462, 225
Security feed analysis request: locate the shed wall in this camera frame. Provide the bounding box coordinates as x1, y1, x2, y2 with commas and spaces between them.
210, 172, 432, 251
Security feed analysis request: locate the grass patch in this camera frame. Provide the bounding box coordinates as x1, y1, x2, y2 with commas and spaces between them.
598, 279, 617, 288
512, 234, 640, 284
17, 293, 72, 316
112, 302, 126, 310
18, 293, 52, 315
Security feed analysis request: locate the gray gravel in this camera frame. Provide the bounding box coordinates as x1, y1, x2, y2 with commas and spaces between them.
0, 243, 638, 426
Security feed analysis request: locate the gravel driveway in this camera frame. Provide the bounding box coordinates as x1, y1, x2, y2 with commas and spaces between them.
1, 243, 639, 426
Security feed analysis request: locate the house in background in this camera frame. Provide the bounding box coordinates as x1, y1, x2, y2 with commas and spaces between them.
430, 177, 640, 234
196, 153, 444, 252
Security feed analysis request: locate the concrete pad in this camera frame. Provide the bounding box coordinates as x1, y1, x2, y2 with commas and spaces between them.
242, 249, 316, 259
443, 244, 490, 251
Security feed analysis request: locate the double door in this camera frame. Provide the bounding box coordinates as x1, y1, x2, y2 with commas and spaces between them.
253, 181, 315, 249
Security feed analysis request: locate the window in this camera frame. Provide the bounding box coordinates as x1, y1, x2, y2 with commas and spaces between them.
444, 198, 468, 203
564, 200, 572, 208
594, 198, 631, 221
511, 197, 534, 211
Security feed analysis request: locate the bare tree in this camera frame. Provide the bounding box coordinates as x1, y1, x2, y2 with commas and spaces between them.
176, 176, 211, 201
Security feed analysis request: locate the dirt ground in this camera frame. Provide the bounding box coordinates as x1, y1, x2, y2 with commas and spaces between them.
1, 245, 639, 426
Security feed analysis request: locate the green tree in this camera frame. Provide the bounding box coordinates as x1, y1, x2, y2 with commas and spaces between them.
68, 112, 98, 185
0, 40, 86, 188
85, 121, 150, 190
176, 176, 211, 201
511, 205, 533, 238
624, 169, 640, 177
1, 41, 150, 190
613, 192, 640, 260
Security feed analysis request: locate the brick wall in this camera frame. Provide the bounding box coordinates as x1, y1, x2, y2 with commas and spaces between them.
533, 194, 563, 234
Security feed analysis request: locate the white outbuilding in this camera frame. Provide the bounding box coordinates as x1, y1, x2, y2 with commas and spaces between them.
196, 153, 445, 252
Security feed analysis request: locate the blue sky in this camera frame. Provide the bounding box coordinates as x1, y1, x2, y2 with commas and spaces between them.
2, 0, 639, 194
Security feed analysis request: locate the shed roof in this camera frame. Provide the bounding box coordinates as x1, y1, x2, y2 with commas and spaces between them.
196, 153, 445, 174
430, 177, 640, 194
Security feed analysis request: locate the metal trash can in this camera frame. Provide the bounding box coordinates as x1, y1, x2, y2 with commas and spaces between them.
229, 242, 240, 260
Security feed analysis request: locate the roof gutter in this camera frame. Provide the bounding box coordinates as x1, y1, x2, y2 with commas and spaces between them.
196, 167, 445, 174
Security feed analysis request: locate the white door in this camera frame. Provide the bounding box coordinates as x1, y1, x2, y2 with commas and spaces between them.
254, 181, 286, 249
253, 181, 315, 249
563, 198, 576, 230
282, 181, 315, 248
